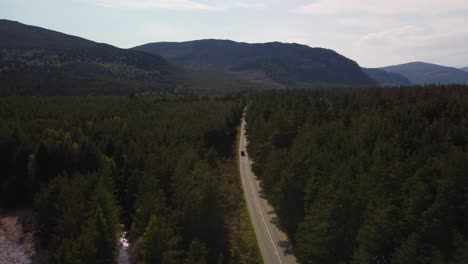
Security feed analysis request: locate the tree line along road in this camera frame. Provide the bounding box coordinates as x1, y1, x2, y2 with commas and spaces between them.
238, 114, 298, 264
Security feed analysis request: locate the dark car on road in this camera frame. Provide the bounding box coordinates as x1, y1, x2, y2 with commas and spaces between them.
241, 151, 246, 156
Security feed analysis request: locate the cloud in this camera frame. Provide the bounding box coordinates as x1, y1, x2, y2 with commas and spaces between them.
357, 17, 468, 50
286, 0, 468, 67
94, 0, 265, 11
95, 0, 220, 11
353, 21, 468, 67
290, 0, 468, 15
335, 17, 401, 30
357, 25, 425, 48
230, 2, 265, 10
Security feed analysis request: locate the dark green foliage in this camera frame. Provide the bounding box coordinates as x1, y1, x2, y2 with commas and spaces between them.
186, 240, 208, 264
246, 86, 468, 263
141, 215, 162, 263
0, 96, 250, 263
33, 158, 120, 263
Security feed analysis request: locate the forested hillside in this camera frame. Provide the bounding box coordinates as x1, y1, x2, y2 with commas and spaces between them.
245, 87, 468, 263
363, 68, 411, 86
134, 40, 376, 87
0, 96, 260, 263
0, 20, 186, 95
381, 62, 468, 85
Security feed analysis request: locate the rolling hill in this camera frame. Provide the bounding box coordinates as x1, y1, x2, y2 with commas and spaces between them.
133, 40, 376, 87
460, 67, 468, 72
381, 62, 468, 85
362, 68, 411, 86
0, 19, 186, 95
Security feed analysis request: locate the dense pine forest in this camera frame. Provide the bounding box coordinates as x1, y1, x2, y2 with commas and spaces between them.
245, 86, 468, 263
0, 96, 260, 263
1, 6, 468, 264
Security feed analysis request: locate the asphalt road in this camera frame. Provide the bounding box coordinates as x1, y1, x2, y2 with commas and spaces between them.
239, 116, 298, 264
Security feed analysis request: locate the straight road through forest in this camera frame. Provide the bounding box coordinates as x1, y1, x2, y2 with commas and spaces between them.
239, 115, 298, 264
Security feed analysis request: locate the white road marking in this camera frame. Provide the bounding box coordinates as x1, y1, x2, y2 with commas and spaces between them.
248, 170, 284, 264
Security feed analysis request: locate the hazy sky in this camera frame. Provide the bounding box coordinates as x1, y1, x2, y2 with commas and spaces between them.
1, 0, 468, 68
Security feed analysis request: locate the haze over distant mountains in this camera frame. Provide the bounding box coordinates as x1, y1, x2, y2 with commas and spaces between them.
133, 40, 376, 87
380, 62, 468, 85
1, 19, 467, 95
461, 67, 468, 72
135, 41, 468, 87
362, 68, 411, 86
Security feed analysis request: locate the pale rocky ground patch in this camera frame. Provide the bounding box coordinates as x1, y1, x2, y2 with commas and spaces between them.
0, 216, 35, 264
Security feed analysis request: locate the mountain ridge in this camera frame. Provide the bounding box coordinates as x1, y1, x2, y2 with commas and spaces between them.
0, 19, 186, 95
133, 39, 377, 87
362, 68, 411, 86
381, 61, 468, 85
6, 19, 467, 93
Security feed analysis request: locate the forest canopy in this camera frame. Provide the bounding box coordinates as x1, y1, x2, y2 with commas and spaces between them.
0, 96, 260, 264
245, 86, 468, 264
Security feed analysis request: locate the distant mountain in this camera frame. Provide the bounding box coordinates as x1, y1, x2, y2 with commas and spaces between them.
460, 67, 468, 72
381, 62, 468, 85
0, 20, 185, 95
133, 40, 376, 87
363, 68, 411, 86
